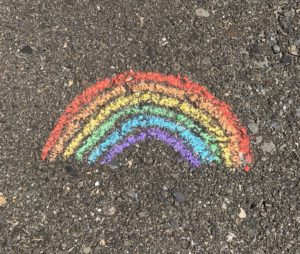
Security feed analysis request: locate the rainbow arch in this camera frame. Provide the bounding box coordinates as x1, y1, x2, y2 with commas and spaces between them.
41, 71, 253, 172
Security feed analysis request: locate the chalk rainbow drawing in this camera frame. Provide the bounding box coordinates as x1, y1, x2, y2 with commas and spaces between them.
41, 71, 253, 172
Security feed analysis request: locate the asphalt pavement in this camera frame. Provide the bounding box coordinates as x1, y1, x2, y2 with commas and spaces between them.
0, 0, 299, 253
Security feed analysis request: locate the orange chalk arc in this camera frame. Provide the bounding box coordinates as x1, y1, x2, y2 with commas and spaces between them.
41, 71, 253, 172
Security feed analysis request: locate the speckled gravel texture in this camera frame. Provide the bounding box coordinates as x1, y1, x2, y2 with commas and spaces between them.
1, 0, 300, 253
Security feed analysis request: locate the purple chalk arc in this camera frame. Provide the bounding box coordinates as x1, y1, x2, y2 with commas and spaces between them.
100, 127, 201, 167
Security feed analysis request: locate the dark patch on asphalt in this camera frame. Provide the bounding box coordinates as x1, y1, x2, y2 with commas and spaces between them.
64, 165, 78, 177
20, 45, 33, 55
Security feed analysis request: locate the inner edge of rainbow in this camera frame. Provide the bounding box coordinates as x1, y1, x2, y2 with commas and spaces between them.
87, 115, 217, 164
100, 127, 201, 167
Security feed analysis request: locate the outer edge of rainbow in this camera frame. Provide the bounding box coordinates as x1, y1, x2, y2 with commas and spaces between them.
41, 71, 253, 171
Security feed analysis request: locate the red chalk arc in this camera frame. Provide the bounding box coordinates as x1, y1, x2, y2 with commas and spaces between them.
41, 71, 253, 171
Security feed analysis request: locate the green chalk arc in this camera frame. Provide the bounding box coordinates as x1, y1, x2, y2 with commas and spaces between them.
75, 105, 222, 162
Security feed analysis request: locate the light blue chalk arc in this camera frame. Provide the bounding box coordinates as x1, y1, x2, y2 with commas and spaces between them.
88, 115, 218, 164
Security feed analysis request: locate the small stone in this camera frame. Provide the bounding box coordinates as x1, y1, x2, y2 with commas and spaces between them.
124, 240, 131, 247
126, 190, 138, 200
254, 57, 269, 68
67, 79, 74, 87
278, 15, 291, 32
283, 9, 294, 18
160, 190, 169, 201
272, 45, 281, 54
99, 239, 106, 246
248, 123, 259, 134
78, 181, 84, 188
280, 54, 292, 65
270, 121, 280, 129
262, 141, 276, 153
139, 16, 144, 27
95, 181, 100, 187
63, 185, 70, 193
142, 156, 155, 165
201, 57, 212, 66
222, 203, 227, 210
235, 217, 243, 225
195, 8, 210, 18
103, 206, 116, 216
82, 246, 91, 254
20, 45, 33, 54
238, 208, 247, 219
180, 239, 190, 249
173, 191, 185, 203
160, 37, 168, 46
256, 136, 263, 144
0, 193, 6, 206
127, 160, 133, 168
288, 45, 298, 56
161, 213, 167, 219
247, 229, 256, 238
61, 243, 67, 250
226, 232, 236, 242
138, 211, 148, 218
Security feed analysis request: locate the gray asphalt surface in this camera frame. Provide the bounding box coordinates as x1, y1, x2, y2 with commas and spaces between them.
0, 0, 300, 253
